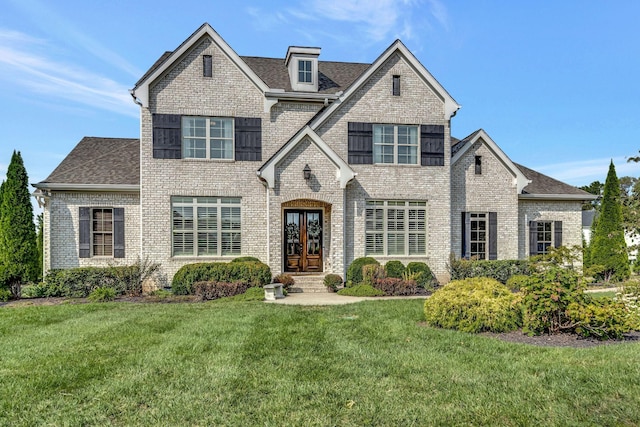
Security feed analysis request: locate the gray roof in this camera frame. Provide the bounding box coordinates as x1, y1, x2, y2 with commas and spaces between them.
582, 210, 597, 227
515, 163, 592, 197
38, 137, 139, 186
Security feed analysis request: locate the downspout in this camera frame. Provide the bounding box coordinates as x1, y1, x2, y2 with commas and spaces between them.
343, 188, 347, 281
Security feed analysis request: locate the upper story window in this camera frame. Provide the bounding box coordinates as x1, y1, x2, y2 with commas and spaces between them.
298, 60, 312, 83
203, 55, 213, 77
373, 124, 418, 165
182, 116, 233, 160
475, 156, 482, 174
392, 75, 400, 96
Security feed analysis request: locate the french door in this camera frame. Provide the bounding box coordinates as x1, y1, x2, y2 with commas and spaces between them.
284, 210, 323, 272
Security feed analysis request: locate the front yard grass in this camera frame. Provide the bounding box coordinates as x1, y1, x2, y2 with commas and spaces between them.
1, 299, 640, 426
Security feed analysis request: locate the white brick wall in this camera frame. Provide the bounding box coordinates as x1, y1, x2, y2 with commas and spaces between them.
518, 200, 583, 258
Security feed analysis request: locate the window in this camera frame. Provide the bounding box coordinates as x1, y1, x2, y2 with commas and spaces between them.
365, 200, 427, 256
373, 124, 419, 165
475, 156, 482, 174
529, 220, 562, 255
470, 213, 487, 260
535, 221, 553, 254
298, 60, 312, 83
392, 75, 400, 96
172, 197, 241, 257
92, 208, 113, 256
182, 116, 233, 160
203, 55, 212, 77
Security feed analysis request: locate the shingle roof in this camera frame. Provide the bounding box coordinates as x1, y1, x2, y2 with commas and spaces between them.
515, 163, 592, 197
39, 137, 139, 186
241, 56, 370, 94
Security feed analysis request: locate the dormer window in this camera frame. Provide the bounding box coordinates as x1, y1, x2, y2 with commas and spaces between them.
285, 46, 321, 92
298, 60, 312, 83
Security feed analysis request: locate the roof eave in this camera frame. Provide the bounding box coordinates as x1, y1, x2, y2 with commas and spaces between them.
519, 193, 597, 201
32, 183, 140, 192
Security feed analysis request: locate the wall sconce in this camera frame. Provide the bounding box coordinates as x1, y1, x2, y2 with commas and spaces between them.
303, 164, 312, 180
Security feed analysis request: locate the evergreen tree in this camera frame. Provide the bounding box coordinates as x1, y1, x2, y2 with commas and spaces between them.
590, 161, 629, 281
0, 151, 39, 296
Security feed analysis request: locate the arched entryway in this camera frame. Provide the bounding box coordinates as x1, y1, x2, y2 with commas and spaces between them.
282, 199, 331, 273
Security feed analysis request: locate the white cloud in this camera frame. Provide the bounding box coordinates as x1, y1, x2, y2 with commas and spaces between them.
534, 157, 640, 186
0, 30, 137, 118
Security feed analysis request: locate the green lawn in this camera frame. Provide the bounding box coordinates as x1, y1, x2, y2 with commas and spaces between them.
1, 299, 640, 426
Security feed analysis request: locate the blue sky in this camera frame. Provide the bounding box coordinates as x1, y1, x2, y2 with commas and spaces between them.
1, 0, 639, 191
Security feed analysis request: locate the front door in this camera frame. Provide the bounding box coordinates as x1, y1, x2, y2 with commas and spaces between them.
284, 210, 323, 272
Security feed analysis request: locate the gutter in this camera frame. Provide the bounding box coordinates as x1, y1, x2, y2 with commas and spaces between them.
32, 183, 140, 192
518, 193, 597, 201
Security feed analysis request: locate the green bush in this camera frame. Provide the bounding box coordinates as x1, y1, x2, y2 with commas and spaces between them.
567, 297, 640, 339
384, 260, 406, 278
424, 277, 522, 333
193, 281, 249, 301
0, 288, 11, 302
88, 287, 116, 302
323, 274, 343, 292
172, 261, 271, 295
229, 287, 265, 302
406, 262, 436, 289
362, 264, 385, 285
41, 260, 158, 298
373, 278, 418, 296
231, 256, 262, 263
337, 284, 384, 297
448, 254, 530, 284
346, 257, 380, 285
506, 274, 530, 292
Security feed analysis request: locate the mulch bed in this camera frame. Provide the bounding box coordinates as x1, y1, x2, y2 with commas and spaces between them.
480, 330, 640, 348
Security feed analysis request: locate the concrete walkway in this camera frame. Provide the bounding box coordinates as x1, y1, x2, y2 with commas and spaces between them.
265, 292, 427, 306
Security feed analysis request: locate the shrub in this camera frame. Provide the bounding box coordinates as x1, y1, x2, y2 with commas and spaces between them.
373, 278, 418, 296
506, 274, 529, 292
362, 264, 385, 285
229, 287, 265, 302
193, 281, 250, 301
231, 256, 262, 263
448, 254, 530, 284
406, 262, 436, 289
384, 260, 406, 278
323, 274, 343, 292
273, 273, 295, 293
88, 287, 116, 302
424, 277, 522, 333
567, 297, 640, 339
172, 261, 271, 295
337, 284, 384, 297
0, 288, 11, 302
346, 257, 380, 284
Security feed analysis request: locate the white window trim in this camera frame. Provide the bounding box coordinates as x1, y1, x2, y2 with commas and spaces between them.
91, 207, 113, 258
298, 59, 313, 84
365, 200, 427, 256
469, 212, 487, 260
182, 116, 234, 160
535, 220, 553, 255
373, 124, 419, 165
171, 197, 241, 257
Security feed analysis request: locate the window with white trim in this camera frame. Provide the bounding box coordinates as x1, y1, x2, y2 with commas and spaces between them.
470, 213, 487, 260
92, 208, 113, 256
535, 221, 553, 255
298, 60, 312, 83
172, 197, 241, 256
365, 200, 426, 256
182, 116, 233, 159
373, 125, 418, 164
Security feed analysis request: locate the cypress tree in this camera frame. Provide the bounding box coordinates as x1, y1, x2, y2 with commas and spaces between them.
0, 151, 39, 296
590, 161, 629, 281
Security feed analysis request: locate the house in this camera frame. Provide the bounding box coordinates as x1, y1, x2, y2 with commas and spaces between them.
33, 23, 595, 288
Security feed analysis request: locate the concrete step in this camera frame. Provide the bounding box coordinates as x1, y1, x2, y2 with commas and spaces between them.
288, 274, 328, 293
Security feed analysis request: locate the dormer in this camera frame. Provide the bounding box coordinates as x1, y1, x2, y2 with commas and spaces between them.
285, 46, 321, 92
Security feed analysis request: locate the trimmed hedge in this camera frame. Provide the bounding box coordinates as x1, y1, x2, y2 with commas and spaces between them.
406, 262, 436, 289
323, 274, 343, 292
373, 278, 418, 296
384, 260, 406, 278
424, 277, 522, 333
172, 261, 271, 295
273, 273, 295, 293
448, 257, 530, 284
337, 284, 384, 297
346, 257, 380, 285
193, 281, 250, 300
231, 256, 262, 263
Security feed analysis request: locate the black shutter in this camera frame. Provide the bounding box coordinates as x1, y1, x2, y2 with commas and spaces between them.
79, 207, 90, 258
462, 212, 470, 259
203, 55, 212, 77
113, 208, 125, 258
420, 124, 445, 166
235, 117, 262, 161
348, 122, 373, 164
554, 221, 563, 248
152, 114, 182, 159
489, 212, 497, 260
392, 75, 400, 96
529, 221, 538, 256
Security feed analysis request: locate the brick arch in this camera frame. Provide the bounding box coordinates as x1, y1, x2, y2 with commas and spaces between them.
282, 198, 332, 209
